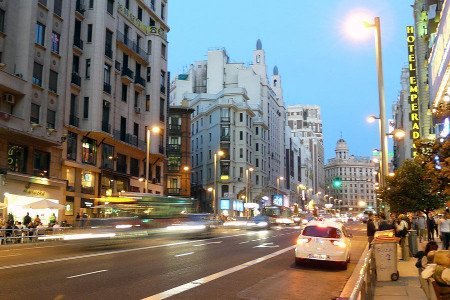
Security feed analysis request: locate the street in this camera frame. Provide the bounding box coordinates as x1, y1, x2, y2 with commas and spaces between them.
0, 223, 367, 300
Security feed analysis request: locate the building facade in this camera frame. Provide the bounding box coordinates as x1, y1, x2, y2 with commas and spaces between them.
324, 139, 376, 213
286, 105, 324, 198
171, 41, 287, 214
0, 0, 169, 223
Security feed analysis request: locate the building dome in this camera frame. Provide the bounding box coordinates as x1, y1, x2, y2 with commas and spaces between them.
273, 65, 279, 75
335, 138, 349, 159
256, 39, 262, 50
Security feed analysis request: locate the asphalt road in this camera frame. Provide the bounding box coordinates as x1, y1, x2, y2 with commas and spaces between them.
0, 223, 367, 300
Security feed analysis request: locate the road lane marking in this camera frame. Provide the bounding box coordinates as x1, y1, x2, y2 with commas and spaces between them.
193, 241, 223, 247
0, 254, 22, 258
175, 252, 194, 257
239, 241, 250, 244
0, 233, 249, 271
254, 242, 279, 248
67, 269, 108, 279
143, 245, 296, 300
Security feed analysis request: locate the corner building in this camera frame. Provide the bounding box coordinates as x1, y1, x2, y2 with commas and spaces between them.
0, 0, 169, 223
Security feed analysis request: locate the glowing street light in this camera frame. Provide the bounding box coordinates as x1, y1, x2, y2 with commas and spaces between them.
245, 167, 254, 204
213, 150, 225, 215
145, 126, 161, 192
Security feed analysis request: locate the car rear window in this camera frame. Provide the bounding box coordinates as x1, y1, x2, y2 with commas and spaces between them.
302, 226, 341, 238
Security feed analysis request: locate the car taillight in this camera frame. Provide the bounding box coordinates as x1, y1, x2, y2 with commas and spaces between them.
331, 240, 346, 248
297, 237, 311, 244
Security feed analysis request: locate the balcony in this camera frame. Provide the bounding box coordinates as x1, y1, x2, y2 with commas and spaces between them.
75, 0, 86, 16
105, 47, 113, 59
103, 82, 111, 94
121, 67, 134, 84
71, 72, 81, 87
73, 37, 83, 51
220, 117, 230, 123
116, 31, 148, 63
167, 188, 181, 195
115, 61, 121, 73
69, 114, 79, 127
101, 121, 111, 133
134, 75, 145, 90
220, 135, 230, 142
168, 124, 181, 134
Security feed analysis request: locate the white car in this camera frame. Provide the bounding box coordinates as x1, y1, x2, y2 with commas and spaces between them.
295, 220, 352, 269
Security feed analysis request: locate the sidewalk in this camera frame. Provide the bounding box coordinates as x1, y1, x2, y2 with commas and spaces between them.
374, 239, 438, 300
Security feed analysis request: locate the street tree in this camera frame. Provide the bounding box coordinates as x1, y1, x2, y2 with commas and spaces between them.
382, 159, 444, 214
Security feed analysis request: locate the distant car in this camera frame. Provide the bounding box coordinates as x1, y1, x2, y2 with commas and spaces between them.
295, 220, 352, 269
223, 217, 249, 229
166, 213, 215, 238
246, 215, 271, 230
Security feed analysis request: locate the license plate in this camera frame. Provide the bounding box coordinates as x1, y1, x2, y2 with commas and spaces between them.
309, 254, 327, 260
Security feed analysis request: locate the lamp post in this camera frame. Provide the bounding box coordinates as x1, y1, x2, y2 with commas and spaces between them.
213, 150, 224, 215
245, 167, 254, 204
207, 187, 213, 213
145, 126, 160, 193
276, 176, 284, 195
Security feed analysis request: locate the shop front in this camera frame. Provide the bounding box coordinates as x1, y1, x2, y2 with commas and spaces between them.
0, 172, 66, 226
219, 198, 244, 217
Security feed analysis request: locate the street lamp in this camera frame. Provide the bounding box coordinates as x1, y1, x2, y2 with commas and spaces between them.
245, 167, 254, 204
207, 187, 214, 213
145, 126, 161, 192
276, 176, 284, 194
213, 150, 224, 215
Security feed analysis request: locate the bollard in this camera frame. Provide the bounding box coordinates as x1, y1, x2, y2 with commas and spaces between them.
408, 230, 419, 256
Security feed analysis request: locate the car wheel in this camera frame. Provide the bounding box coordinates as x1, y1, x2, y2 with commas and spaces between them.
339, 261, 348, 270
295, 258, 304, 266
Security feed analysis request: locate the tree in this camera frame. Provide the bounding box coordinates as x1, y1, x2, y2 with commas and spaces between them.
381, 159, 444, 214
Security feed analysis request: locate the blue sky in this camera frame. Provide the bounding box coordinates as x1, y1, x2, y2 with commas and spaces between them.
168, 0, 414, 160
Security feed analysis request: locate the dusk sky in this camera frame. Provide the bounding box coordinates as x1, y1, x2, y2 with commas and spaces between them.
168, 0, 414, 160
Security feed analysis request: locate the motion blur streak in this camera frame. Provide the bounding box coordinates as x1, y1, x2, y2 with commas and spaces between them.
143, 245, 296, 300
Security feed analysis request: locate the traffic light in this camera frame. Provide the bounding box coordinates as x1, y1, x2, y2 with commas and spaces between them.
332, 177, 342, 189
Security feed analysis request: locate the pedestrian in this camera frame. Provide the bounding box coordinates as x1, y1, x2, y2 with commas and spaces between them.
374, 214, 380, 230
439, 213, 450, 250
23, 212, 31, 227
434, 214, 441, 238
366, 212, 376, 246
395, 214, 409, 260
417, 213, 427, 243
49, 213, 56, 226
34, 215, 41, 226
427, 212, 436, 241
378, 213, 395, 231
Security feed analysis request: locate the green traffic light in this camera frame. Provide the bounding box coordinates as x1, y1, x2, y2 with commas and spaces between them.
332, 177, 342, 189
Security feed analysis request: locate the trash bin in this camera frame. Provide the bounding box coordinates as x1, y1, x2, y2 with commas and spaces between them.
408, 230, 419, 257
373, 237, 400, 281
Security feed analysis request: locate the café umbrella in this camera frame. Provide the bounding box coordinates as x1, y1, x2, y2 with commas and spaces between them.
22, 199, 65, 210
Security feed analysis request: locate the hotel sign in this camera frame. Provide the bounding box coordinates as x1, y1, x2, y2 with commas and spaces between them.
406, 26, 420, 157
117, 3, 167, 40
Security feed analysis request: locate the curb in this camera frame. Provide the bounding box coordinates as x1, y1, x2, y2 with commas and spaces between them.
338, 243, 370, 299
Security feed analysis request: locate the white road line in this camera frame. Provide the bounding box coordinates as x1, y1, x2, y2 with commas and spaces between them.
0, 254, 21, 258
193, 241, 223, 247
143, 245, 296, 300
239, 241, 250, 244
0, 233, 248, 271
175, 252, 194, 257
67, 269, 108, 279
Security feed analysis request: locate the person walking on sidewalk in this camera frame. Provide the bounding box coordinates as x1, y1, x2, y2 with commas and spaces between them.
427, 212, 436, 241
395, 214, 409, 260
378, 213, 395, 231
439, 213, 450, 250
417, 213, 427, 242
366, 212, 376, 247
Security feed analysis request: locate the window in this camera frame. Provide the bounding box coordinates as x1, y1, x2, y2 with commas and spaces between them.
116, 153, 127, 174
33, 150, 50, 177
130, 158, 139, 177
160, 70, 165, 93
32, 62, 43, 86
134, 91, 139, 108
256, 143, 259, 151
83, 97, 89, 118
102, 144, 114, 169
47, 109, 56, 129
121, 84, 128, 102
239, 148, 243, 158
81, 171, 95, 194
149, 16, 155, 26
53, 0, 62, 17
147, 67, 151, 82
8, 144, 28, 173
160, 98, 165, 120
161, 3, 165, 20
67, 132, 77, 160
239, 113, 243, 122
87, 24, 93, 42
239, 131, 243, 140
105, 29, 113, 58
147, 40, 152, 55
145, 95, 150, 111
89, 0, 94, 9
107, 0, 114, 15
161, 43, 166, 59
35, 22, 45, 46
85, 59, 91, 78
82, 137, 97, 165
0, 9, 4, 33
30, 103, 40, 124
125, 0, 129, 9
49, 70, 58, 93
51, 32, 60, 53
104, 64, 111, 84
137, 7, 142, 20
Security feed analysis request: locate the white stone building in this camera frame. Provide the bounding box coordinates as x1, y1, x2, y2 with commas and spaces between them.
324, 139, 377, 213
171, 40, 287, 213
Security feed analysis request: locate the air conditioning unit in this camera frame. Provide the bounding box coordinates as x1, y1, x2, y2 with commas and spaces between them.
3, 93, 15, 104
134, 107, 141, 114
